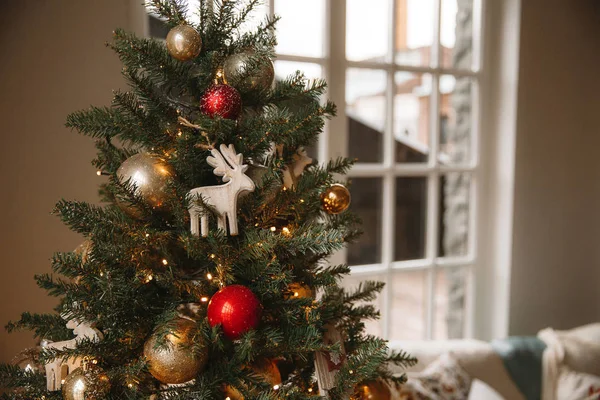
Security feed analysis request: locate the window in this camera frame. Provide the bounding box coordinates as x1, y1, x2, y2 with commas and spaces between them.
149, 0, 483, 341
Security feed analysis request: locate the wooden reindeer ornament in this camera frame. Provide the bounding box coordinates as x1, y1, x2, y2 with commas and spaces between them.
188, 144, 255, 237
44, 318, 102, 391
276, 145, 312, 189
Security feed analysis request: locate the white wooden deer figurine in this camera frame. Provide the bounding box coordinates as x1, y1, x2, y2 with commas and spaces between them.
188, 144, 255, 237
44, 318, 103, 391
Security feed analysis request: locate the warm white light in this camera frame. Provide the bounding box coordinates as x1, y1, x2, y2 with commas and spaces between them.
273, 384, 280, 391
201, 297, 208, 302
96, 170, 102, 176
308, 388, 313, 393
270, 226, 277, 232
25, 364, 33, 372
207, 273, 213, 280
162, 259, 168, 265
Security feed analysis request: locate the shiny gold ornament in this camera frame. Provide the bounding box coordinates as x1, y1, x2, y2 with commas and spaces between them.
223, 51, 275, 91
143, 318, 207, 384
224, 385, 244, 400
116, 153, 173, 215
166, 25, 202, 61
285, 282, 314, 299
320, 183, 351, 214
222, 359, 281, 399
352, 380, 392, 400
62, 367, 111, 400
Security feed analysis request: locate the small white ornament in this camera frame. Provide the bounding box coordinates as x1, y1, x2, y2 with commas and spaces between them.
277, 145, 312, 189
44, 318, 102, 391
188, 144, 255, 237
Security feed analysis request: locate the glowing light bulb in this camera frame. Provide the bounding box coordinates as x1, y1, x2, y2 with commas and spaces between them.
162, 259, 168, 266
270, 226, 277, 232
96, 170, 102, 176
210, 254, 216, 259
308, 388, 313, 393
273, 384, 280, 391
201, 297, 208, 302
207, 273, 213, 280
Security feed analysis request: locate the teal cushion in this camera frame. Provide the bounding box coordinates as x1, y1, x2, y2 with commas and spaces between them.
491, 336, 547, 400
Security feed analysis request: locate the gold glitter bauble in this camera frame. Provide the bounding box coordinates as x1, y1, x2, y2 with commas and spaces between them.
74, 240, 93, 264
285, 282, 314, 299
166, 25, 202, 61
116, 153, 173, 215
320, 183, 351, 214
352, 380, 391, 400
62, 367, 111, 400
143, 318, 207, 384
223, 51, 274, 91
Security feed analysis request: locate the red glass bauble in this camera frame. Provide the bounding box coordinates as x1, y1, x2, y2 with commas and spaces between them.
199, 84, 242, 120
207, 285, 262, 340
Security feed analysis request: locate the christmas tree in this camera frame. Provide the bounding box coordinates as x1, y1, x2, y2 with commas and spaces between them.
0, 1, 415, 399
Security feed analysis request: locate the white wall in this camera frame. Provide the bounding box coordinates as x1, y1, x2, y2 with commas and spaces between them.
509, 0, 600, 335
0, 0, 145, 362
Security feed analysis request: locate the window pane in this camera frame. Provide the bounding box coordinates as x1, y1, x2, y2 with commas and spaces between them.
275, 0, 325, 57
394, 72, 431, 163
441, 0, 474, 70
348, 178, 383, 266
389, 270, 427, 340
394, 177, 427, 261
347, 0, 390, 62
395, 0, 436, 67
342, 273, 386, 337
439, 75, 473, 165
439, 173, 471, 257
347, 69, 387, 163
274, 61, 323, 81
434, 267, 468, 339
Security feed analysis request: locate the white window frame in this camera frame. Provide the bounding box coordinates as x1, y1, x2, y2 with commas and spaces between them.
272, 0, 485, 341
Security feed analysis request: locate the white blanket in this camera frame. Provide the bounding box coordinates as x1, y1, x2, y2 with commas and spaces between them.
539, 324, 600, 400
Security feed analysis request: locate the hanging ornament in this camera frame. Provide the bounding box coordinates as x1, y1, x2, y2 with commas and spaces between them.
116, 153, 174, 215
44, 318, 103, 391
199, 84, 242, 120
222, 51, 275, 92
62, 366, 111, 400
188, 144, 255, 237
166, 25, 202, 61
207, 285, 262, 340
320, 183, 351, 214
74, 240, 93, 264
315, 324, 346, 394
276, 145, 312, 190
223, 360, 282, 399
352, 380, 392, 400
143, 317, 208, 384
285, 282, 314, 299
253, 359, 282, 389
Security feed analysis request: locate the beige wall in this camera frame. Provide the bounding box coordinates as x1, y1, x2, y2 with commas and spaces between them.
509, 0, 600, 335
0, 0, 144, 362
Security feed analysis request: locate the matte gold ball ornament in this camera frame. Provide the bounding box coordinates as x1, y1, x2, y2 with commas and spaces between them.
166, 25, 202, 61
62, 367, 111, 400
352, 380, 392, 400
143, 317, 207, 384
223, 51, 275, 91
116, 153, 174, 215
320, 183, 351, 214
